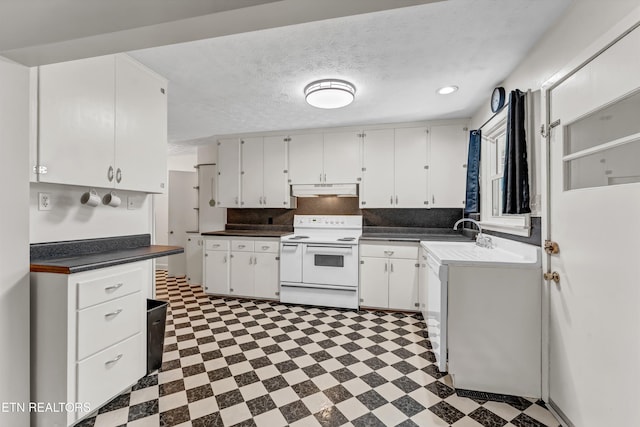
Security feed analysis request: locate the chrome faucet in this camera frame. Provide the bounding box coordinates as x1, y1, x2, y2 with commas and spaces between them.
453, 218, 493, 248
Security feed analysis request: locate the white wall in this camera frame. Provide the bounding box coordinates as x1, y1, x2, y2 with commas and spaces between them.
470, 0, 640, 216
0, 56, 30, 427
30, 183, 152, 244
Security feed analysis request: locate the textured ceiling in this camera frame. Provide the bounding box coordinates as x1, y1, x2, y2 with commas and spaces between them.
128, 0, 571, 144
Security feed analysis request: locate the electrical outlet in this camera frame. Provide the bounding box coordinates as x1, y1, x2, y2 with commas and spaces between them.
38, 192, 52, 211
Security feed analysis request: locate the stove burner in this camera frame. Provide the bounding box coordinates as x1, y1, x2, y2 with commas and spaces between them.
337, 237, 356, 241
288, 235, 310, 240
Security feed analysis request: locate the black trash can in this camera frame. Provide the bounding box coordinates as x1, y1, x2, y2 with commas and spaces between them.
147, 299, 168, 374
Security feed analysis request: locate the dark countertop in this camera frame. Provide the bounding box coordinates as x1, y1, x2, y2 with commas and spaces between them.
30, 234, 183, 274
201, 229, 292, 238
31, 245, 183, 274
361, 227, 473, 243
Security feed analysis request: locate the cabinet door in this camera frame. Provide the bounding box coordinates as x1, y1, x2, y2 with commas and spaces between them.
323, 131, 361, 184
186, 234, 203, 285
418, 249, 428, 317
204, 251, 229, 295
430, 125, 468, 208
241, 137, 264, 208
230, 252, 254, 297
217, 138, 241, 207
388, 258, 419, 311
359, 257, 389, 308
114, 55, 167, 193
288, 133, 323, 184
263, 136, 289, 208
253, 252, 279, 300
361, 129, 395, 208
38, 55, 115, 188
394, 127, 428, 208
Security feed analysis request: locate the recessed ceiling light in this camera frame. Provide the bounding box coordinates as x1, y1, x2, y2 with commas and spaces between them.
437, 85, 459, 95
304, 79, 356, 109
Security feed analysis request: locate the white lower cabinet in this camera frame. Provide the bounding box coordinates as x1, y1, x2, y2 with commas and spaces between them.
30, 261, 150, 427
204, 237, 280, 300
359, 242, 420, 311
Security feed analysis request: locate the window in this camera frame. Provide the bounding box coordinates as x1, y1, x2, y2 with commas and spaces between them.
480, 114, 531, 236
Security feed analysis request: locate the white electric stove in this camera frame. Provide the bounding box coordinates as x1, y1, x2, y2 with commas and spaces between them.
280, 215, 362, 309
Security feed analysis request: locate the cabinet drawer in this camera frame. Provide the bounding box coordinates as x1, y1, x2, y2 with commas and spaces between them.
77, 292, 142, 360
77, 333, 142, 411
255, 240, 279, 253
231, 240, 254, 252
77, 266, 143, 309
205, 239, 230, 251
359, 242, 418, 259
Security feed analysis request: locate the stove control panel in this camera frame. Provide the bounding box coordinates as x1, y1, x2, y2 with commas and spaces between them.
293, 215, 362, 228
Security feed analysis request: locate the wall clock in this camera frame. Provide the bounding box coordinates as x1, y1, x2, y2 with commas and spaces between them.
491, 87, 506, 113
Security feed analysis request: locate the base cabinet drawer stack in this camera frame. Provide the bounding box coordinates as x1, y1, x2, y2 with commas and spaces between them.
31, 261, 150, 427
204, 237, 280, 300
359, 242, 420, 311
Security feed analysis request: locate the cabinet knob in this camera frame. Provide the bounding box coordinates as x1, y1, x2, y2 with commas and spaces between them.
107, 166, 114, 182
116, 168, 122, 183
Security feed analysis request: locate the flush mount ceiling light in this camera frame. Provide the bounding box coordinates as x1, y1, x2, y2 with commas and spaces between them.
437, 85, 459, 95
304, 79, 356, 109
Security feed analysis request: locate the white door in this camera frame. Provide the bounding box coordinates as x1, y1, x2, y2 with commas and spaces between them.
217, 138, 241, 207
38, 55, 115, 188
204, 250, 229, 295
230, 252, 254, 297
388, 258, 419, 311
430, 124, 467, 208
114, 55, 167, 193
359, 257, 389, 308
394, 127, 428, 208
167, 171, 198, 277
263, 136, 288, 208
241, 137, 263, 208
254, 253, 279, 299
322, 131, 361, 184
546, 25, 640, 427
361, 129, 395, 208
288, 133, 323, 184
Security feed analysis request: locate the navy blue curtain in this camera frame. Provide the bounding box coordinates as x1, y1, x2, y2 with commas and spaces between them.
502, 89, 531, 214
464, 130, 481, 214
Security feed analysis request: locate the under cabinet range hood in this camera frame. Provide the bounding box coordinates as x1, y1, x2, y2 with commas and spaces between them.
291, 183, 358, 197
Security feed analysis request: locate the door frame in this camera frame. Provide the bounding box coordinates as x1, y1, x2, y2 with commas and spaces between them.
539, 6, 640, 422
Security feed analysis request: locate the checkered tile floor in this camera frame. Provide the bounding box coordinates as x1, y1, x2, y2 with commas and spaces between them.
77, 271, 560, 427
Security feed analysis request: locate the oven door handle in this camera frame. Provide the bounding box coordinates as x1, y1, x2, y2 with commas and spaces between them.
281, 244, 300, 249
305, 245, 353, 254
281, 283, 357, 292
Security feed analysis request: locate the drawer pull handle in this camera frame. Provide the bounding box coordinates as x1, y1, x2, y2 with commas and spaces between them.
105, 353, 123, 366
238, 245, 246, 248
384, 251, 394, 256
104, 309, 123, 319
105, 283, 123, 292
212, 244, 221, 248
261, 246, 269, 250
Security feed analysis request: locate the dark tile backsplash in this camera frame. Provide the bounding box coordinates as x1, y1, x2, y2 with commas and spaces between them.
227, 197, 463, 229
463, 213, 542, 246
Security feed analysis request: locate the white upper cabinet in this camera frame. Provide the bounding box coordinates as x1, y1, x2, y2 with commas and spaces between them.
38, 55, 116, 189
288, 132, 360, 184
288, 133, 324, 184
262, 136, 290, 208
429, 124, 468, 208
394, 127, 428, 208
360, 129, 395, 208
36, 54, 168, 193
322, 131, 361, 184
114, 55, 167, 193
239, 136, 291, 208
240, 137, 264, 208
361, 127, 428, 208
217, 138, 241, 207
